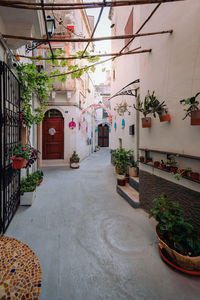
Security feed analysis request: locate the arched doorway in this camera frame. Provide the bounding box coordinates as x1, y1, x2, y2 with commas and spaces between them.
98, 124, 109, 147
42, 109, 64, 159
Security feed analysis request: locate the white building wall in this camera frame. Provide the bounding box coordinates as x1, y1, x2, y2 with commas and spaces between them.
139, 0, 200, 192
109, 5, 140, 157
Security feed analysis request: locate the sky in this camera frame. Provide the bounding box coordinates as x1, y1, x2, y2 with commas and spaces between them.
84, 3, 111, 84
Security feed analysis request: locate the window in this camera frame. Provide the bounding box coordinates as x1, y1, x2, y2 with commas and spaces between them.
124, 9, 133, 48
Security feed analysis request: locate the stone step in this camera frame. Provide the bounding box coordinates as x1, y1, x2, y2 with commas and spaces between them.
129, 176, 139, 192
117, 184, 140, 208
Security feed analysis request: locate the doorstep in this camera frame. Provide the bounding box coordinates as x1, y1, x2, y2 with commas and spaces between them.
129, 176, 139, 191
117, 184, 140, 208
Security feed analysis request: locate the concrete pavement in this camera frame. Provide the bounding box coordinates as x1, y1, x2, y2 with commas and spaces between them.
7, 149, 200, 300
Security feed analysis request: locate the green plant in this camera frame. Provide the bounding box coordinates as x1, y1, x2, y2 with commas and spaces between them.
174, 168, 192, 181
11, 144, 30, 160
162, 155, 177, 170
149, 194, 200, 257
133, 91, 153, 117
35, 170, 44, 180
114, 101, 131, 116
149, 92, 166, 117
127, 150, 137, 167
20, 173, 38, 195
70, 151, 80, 163
180, 92, 200, 120
18, 48, 99, 128
115, 148, 130, 174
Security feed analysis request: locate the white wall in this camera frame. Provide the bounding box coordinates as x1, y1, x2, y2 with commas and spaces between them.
109, 5, 140, 157
139, 0, 200, 185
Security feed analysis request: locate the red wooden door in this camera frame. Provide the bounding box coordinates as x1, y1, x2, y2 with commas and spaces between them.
98, 125, 109, 147
42, 116, 64, 159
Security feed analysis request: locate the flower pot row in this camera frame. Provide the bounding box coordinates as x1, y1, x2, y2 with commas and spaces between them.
140, 156, 199, 181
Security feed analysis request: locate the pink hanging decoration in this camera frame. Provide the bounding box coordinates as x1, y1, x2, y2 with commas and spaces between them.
69, 118, 76, 130
79, 122, 81, 130
109, 114, 112, 124
86, 126, 88, 132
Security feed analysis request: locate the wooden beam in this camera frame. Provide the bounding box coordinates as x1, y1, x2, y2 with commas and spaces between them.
0, 0, 185, 10
15, 47, 142, 60
49, 49, 152, 78
2, 30, 173, 43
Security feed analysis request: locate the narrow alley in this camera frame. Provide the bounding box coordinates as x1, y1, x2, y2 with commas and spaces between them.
6, 149, 200, 300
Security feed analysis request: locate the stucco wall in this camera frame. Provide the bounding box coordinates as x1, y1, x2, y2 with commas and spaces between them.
109, 6, 140, 157
139, 0, 200, 190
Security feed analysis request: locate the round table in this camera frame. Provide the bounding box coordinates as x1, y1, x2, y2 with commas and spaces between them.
0, 236, 42, 299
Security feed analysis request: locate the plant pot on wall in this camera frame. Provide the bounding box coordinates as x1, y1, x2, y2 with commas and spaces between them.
11, 157, 27, 169
141, 117, 151, 128
191, 110, 200, 125
190, 172, 199, 180
154, 161, 160, 168
159, 108, 171, 122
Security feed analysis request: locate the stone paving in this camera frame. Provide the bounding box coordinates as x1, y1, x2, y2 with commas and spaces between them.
6, 149, 200, 300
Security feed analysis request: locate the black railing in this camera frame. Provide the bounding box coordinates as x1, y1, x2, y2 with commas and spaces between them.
0, 61, 21, 233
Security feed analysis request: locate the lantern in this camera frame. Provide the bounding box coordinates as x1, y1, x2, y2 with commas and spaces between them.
69, 118, 76, 130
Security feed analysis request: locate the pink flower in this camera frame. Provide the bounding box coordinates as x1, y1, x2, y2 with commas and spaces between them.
23, 148, 26, 151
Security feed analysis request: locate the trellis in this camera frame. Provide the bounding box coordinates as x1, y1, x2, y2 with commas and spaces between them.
0, 0, 184, 78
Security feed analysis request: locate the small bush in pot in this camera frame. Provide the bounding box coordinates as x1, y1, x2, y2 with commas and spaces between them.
10, 144, 30, 169
180, 92, 200, 125
149, 194, 200, 270
133, 91, 153, 128
70, 151, 80, 169
128, 153, 138, 177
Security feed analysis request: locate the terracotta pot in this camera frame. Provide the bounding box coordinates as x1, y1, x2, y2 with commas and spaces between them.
191, 110, 200, 126
115, 166, 120, 174
179, 169, 187, 177
160, 164, 166, 170
129, 167, 137, 177
159, 109, 171, 122
170, 167, 178, 174
146, 159, 152, 164
125, 174, 129, 183
11, 157, 27, 169
141, 117, 151, 128
156, 226, 200, 271
140, 156, 145, 163
154, 161, 160, 168
190, 172, 199, 181
38, 178, 43, 185
70, 162, 80, 169
117, 174, 125, 186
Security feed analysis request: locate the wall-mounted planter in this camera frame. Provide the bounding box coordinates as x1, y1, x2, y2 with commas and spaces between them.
190, 172, 199, 180
191, 110, 200, 125
141, 117, 151, 128
159, 108, 171, 122
154, 161, 160, 168
11, 157, 27, 169
20, 190, 36, 206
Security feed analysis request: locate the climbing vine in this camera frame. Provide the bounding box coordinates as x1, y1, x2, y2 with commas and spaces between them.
17, 48, 99, 128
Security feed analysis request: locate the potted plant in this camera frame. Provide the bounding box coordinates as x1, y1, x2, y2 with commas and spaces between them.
190, 172, 199, 181
149, 194, 200, 271
133, 91, 153, 128
20, 173, 38, 205
117, 166, 126, 186
10, 144, 30, 169
150, 96, 171, 122
162, 155, 178, 173
154, 161, 160, 168
180, 92, 200, 125
160, 160, 166, 170
128, 153, 138, 177
146, 158, 152, 164
70, 151, 80, 169
174, 168, 192, 180
140, 156, 145, 163
35, 170, 44, 185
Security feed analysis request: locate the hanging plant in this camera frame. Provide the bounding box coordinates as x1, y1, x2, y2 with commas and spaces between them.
180, 92, 200, 125
17, 48, 100, 128
114, 101, 131, 116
